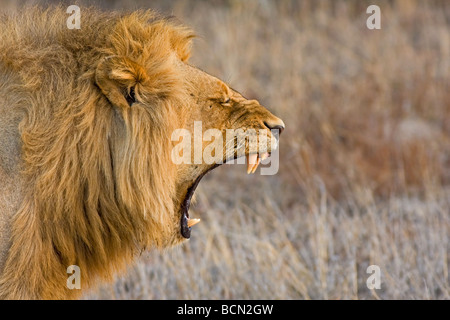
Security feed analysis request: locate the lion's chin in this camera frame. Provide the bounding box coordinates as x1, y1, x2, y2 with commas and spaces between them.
179, 152, 271, 239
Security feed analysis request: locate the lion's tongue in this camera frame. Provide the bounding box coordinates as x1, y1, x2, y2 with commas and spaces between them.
246, 152, 269, 174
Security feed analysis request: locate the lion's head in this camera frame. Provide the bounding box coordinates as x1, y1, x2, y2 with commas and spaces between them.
94, 12, 284, 244
0, 8, 284, 299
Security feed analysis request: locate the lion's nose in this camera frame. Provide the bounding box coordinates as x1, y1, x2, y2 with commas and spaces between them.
264, 119, 285, 135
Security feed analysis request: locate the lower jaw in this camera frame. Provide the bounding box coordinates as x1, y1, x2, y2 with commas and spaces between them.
180, 163, 221, 239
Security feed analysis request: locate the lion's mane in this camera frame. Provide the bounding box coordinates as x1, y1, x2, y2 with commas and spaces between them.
0, 6, 193, 299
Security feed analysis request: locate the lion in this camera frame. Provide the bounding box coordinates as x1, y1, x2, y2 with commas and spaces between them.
0, 6, 285, 299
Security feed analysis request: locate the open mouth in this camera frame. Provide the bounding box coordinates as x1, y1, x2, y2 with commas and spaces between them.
180, 152, 270, 239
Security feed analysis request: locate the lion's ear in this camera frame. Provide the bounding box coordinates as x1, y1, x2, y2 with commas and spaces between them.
95, 56, 148, 110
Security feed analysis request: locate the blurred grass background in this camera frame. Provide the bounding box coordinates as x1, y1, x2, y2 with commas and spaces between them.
1, 0, 449, 299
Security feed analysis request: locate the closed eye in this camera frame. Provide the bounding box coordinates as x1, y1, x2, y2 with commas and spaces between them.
208, 97, 231, 107
221, 98, 231, 106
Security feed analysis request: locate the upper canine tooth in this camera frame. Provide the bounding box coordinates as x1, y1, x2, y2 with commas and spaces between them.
247, 153, 258, 174
187, 218, 201, 228
246, 154, 250, 174
251, 157, 261, 174
249, 153, 258, 164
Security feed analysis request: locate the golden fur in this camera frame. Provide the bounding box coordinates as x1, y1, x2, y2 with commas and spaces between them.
0, 6, 284, 299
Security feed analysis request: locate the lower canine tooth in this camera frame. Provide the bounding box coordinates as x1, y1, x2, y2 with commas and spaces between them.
187, 218, 201, 228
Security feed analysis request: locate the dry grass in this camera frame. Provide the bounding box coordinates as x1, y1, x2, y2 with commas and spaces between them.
89, 187, 449, 299
3, 0, 449, 299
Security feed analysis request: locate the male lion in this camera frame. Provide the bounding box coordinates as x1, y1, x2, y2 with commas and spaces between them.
0, 7, 284, 299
